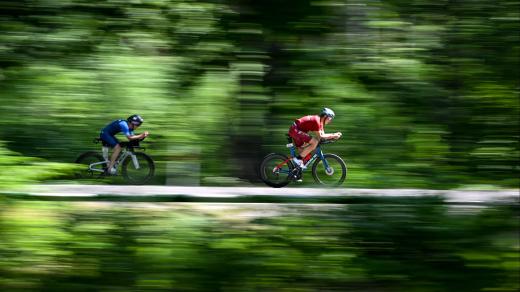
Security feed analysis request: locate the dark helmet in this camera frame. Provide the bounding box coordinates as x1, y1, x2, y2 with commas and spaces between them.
319, 108, 335, 119
127, 114, 144, 126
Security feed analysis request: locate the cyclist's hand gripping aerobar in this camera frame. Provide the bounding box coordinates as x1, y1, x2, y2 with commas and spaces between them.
139, 131, 149, 140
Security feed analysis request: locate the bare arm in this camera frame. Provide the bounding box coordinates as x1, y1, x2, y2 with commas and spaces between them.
126, 131, 149, 141
314, 130, 342, 140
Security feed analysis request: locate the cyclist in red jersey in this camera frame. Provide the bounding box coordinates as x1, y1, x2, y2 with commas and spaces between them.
288, 108, 342, 168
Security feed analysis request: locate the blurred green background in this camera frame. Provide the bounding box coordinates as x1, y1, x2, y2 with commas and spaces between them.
0, 1, 519, 290
0, 0, 519, 188
0, 199, 517, 291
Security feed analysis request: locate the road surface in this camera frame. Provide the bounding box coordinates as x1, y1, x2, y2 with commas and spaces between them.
6, 184, 518, 204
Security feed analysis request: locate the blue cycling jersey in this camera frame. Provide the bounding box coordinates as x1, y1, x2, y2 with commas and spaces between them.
101, 120, 133, 137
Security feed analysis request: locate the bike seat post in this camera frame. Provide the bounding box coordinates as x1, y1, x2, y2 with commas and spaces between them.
102, 146, 109, 161
286, 140, 297, 157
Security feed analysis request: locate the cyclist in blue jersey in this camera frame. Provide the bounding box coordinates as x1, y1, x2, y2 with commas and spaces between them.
100, 114, 149, 175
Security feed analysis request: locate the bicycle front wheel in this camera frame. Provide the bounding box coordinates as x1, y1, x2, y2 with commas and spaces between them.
122, 152, 155, 184
75, 151, 106, 179
259, 153, 294, 188
311, 153, 347, 187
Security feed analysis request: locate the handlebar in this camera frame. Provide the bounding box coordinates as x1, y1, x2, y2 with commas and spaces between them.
286, 134, 341, 145
319, 137, 341, 145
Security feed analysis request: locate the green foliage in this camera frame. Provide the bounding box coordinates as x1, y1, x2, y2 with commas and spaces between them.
0, 142, 76, 191
0, 0, 518, 187
0, 200, 517, 291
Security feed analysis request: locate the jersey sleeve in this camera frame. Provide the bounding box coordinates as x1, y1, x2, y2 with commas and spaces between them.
119, 121, 132, 137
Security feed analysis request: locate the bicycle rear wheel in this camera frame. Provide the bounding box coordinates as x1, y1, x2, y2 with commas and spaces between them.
311, 153, 347, 187
75, 151, 106, 179
259, 153, 294, 188
122, 152, 155, 184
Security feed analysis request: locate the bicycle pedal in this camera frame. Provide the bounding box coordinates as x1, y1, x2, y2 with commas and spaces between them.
103, 170, 117, 176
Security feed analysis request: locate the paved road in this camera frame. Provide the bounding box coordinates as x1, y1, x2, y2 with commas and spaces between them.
9, 184, 518, 204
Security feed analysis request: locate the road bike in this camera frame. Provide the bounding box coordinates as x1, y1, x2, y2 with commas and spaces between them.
259, 135, 347, 188
75, 138, 155, 184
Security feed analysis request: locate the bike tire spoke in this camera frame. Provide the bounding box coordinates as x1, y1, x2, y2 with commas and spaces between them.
312, 154, 347, 187
260, 154, 293, 188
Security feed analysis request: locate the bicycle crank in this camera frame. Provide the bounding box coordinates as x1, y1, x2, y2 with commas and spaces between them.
290, 168, 302, 181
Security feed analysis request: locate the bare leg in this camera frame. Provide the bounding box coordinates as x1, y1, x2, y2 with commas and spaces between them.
299, 138, 319, 158
107, 144, 121, 171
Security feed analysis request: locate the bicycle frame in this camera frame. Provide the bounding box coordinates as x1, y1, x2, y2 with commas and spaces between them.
88, 148, 141, 173
274, 142, 331, 175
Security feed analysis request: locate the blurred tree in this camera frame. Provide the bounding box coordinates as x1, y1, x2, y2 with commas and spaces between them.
0, 0, 518, 187
0, 200, 518, 291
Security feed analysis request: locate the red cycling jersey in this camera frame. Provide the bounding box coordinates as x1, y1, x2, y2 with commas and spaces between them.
288, 115, 323, 147
295, 115, 323, 132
